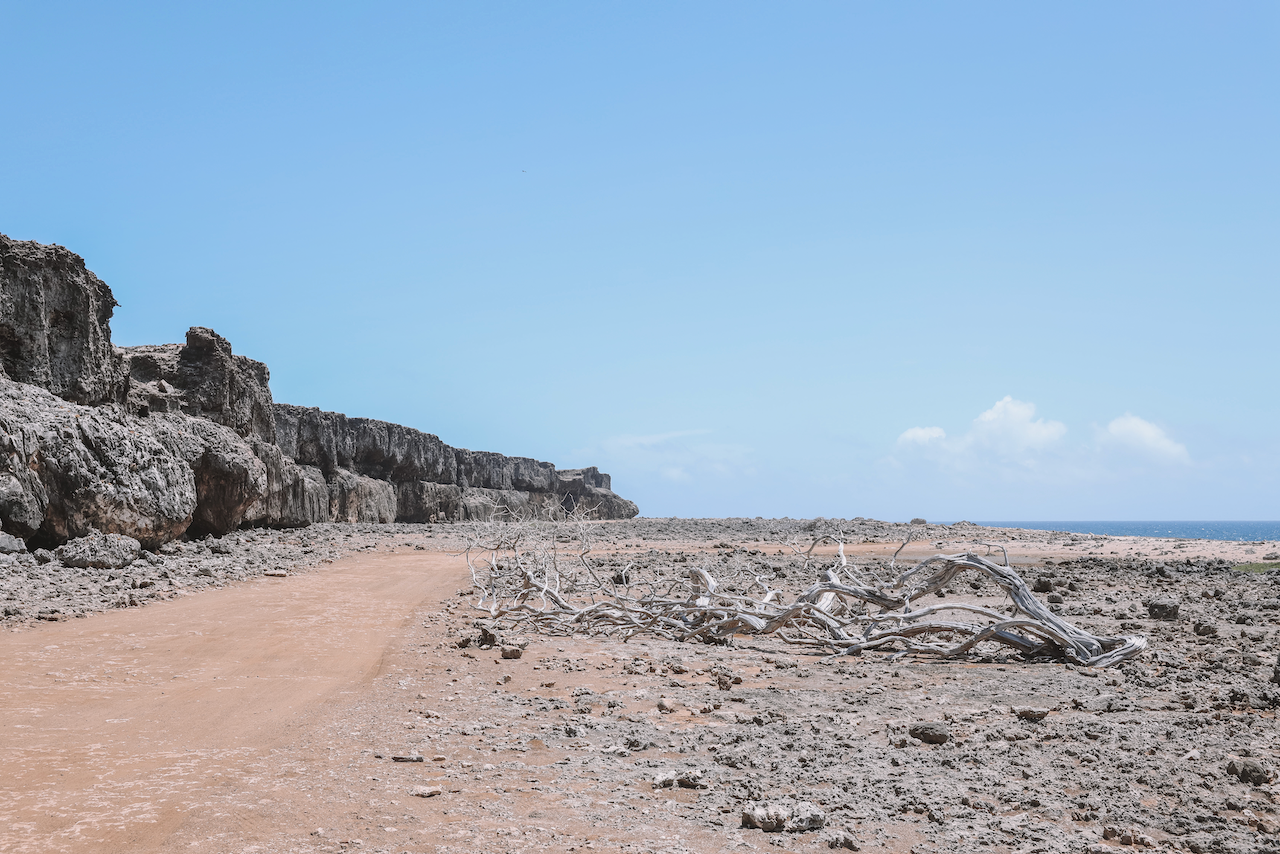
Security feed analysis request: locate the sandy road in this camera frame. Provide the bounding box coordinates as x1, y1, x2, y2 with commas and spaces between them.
0, 550, 470, 854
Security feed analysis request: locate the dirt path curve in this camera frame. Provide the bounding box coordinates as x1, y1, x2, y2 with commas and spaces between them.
0, 550, 470, 854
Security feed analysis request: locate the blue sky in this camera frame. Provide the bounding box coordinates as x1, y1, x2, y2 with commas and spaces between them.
3, 2, 1277, 520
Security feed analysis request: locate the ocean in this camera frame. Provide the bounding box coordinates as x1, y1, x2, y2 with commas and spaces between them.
968, 521, 1280, 542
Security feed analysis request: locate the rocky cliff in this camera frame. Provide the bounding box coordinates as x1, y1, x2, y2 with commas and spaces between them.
0, 234, 637, 547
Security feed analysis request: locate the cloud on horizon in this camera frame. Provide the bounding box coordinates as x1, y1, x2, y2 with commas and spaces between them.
893, 397, 1191, 482
1102, 414, 1191, 464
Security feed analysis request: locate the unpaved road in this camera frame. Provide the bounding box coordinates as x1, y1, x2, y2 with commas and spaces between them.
0, 549, 470, 854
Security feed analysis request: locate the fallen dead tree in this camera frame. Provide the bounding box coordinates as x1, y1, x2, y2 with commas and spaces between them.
461, 517, 1147, 668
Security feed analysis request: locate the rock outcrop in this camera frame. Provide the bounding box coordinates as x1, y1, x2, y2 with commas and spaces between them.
0, 233, 637, 546
121, 327, 276, 442
0, 235, 121, 405
274, 405, 639, 522
0, 378, 196, 547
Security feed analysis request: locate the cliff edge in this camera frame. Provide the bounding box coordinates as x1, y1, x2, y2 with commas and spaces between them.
0, 234, 637, 548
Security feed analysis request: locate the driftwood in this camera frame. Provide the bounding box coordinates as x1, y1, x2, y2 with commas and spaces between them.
461, 516, 1147, 668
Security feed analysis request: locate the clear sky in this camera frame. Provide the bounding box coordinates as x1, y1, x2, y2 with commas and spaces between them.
3, 2, 1277, 521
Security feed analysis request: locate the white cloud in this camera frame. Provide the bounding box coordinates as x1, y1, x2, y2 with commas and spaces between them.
968, 396, 1067, 457
1104, 414, 1190, 464
894, 396, 1067, 472
897, 426, 946, 445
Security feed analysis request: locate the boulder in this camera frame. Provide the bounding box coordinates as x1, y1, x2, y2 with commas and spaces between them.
242, 441, 330, 528
55, 530, 141, 569
1226, 757, 1273, 786
329, 469, 397, 523
0, 531, 26, 554
147, 414, 268, 537
0, 377, 196, 547
121, 327, 276, 442
557, 467, 639, 519
908, 721, 951, 744
0, 234, 122, 405
742, 801, 826, 833
1148, 600, 1180, 621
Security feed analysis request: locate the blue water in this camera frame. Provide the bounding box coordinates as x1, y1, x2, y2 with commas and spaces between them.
969, 521, 1280, 542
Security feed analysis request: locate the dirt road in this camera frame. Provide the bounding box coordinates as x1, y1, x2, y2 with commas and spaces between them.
0, 550, 470, 854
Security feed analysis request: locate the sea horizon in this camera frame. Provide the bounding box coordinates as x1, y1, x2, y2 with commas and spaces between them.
963, 521, 1280, 542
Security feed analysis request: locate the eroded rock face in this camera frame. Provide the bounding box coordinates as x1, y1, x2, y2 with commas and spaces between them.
0, 232, 638, 540
146, 415, 269, 538
275, 405, 638, 521
0, 235, 122, 405
328, 469, 397, 523
242, 442, 330, 529
121, 327, 276, 442
0, 378, 196, 547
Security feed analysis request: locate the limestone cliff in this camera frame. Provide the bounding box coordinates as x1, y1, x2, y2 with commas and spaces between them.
0, 233, 637, 546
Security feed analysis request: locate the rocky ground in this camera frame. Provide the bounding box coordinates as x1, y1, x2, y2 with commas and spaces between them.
4, 518, 1280, 853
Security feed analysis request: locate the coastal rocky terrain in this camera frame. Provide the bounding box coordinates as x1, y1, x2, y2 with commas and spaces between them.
4, 234, 1279, 854
1, 517, 1278, 854
0, 233, 636, 554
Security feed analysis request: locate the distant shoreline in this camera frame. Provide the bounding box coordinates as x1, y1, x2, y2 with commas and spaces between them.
964, 520, 1280, 541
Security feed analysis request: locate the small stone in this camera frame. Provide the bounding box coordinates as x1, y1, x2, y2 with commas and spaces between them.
1013, 706, 1051, 721
1193, 623, 1218, 637
500, 646, 523, 660
827, 830, 860, 850
409, 785, 442, 798
742, 802, 791, 832
657, 698, 679, 714
55, 531, 141, 569
1147, 600, 1179, 620
0, 532, 27, 554
676, 769, 708, 789
652, 770, 677, 789
786, 801, 826, 832
391, 755, 423, 762
1226, 757, 1272, 786
908, 721, 950, 744
263, 569, 288, 577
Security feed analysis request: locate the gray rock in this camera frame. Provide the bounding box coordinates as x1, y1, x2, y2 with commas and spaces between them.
328, 469, 396, 523
1148, 600, 1180, 620
742, 801, 825, 833
275, 404, 637, 521
1226, 757, 1272, 785
120, 327, 276, 442
827, 830, 861, 850
147, 414, 268, 537
742, 802, 791, 832
0, 531, 25, 553
908, 721, 951, 744
0, 378, 196, 546
787, 801, 827, 832
241, 442, 329, 528
0, 234, 122, 406
1013, 706, 1051, 721
55, 530, 141, 569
